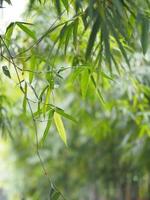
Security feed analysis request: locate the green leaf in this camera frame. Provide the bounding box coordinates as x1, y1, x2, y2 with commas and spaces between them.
23, 82, 27, 113
43, 87, 51, 117
109, 21, 130, 68
141, 16, 149, 54
59, 23, 68, 44
64, 23, 73, 54
54, 112, 67, 146
41, 109, 54, 145
49, 185, 61, 200
90, 74, 105, 104
38, 85, 49, 114
33, 106, 51, 118
56, 23, 68, 55
2, 66, 11, 79
55, 107, 77, 123
29, 55, 36, 83
55, 0, 61, 16
16, 22, 36, 39
61, 0, 69, 12
101, 72, 114, 81
73, 18, 79, 48
5, 22, 15, 46
85, 16, 100, 59
102, 22, 111, 71
80, 69, 90, 99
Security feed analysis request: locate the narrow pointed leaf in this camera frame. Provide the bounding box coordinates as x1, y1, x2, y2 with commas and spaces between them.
41, 109, 54, 145
62, 0, 69, 12
55, 107, 77, 123
2, 66, 11, 79
73, 18, 79, 48
55, 0, 61, 16
80, 69, 90, 99
17, 22, 36, 39
64, 23, 73, 54
5, 22, 15, 46
54, 112, 67, 146
49, 185, 62, 200
141, 16, 149, 54
23, 82, 27, 113
85, 16, 100, 59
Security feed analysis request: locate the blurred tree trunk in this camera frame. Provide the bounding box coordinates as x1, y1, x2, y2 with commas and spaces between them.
120, 181, 126, 200
130, 180, 139, 200
91, 183, 99, 200
147, 174, 150, 200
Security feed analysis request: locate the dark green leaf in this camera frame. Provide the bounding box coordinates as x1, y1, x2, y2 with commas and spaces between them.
50, 185, 61, 200
73, 18, 79, 48
109, 21, 130, 68
61, 0, 69, 12
86, 16, 100, 59
64, 23, 73, 54
55, 0, 61, 16
141, 16, 149, 54
2, 66, 11, 79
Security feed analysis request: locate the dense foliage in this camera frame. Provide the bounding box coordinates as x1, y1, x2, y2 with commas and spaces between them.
0, 0, 150, 199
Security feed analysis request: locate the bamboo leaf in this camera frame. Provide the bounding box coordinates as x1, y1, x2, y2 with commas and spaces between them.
80, 69, 90, 99
41, 109, 54, 145
16, 22, 36, 39
57, 23, 68, 53
29, 55, 36, 83
102, 22, 111, 71
109, 21, 130, 67
64, 23, 73, 54
43, 87, 51, 117
2, 66, 11, 79
49, 184, 62, 200
86, 16, 100, 59
55, 0, 61, 16
54, 112, 67, 146
73, 18, 79, 48
90, 74, 105, 104
141, 16, 149, 54
38, 85, 49, 114
61, 0, 69, 12
23, 82, 27, 113
5, 22, 15, 46
55, 107, 77, 123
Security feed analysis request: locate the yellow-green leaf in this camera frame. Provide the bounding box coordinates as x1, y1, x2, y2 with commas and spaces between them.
80, 69, 90, 99
23, 82, 27, 113
5, 22, 15, 46
54, 112, 67, 146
